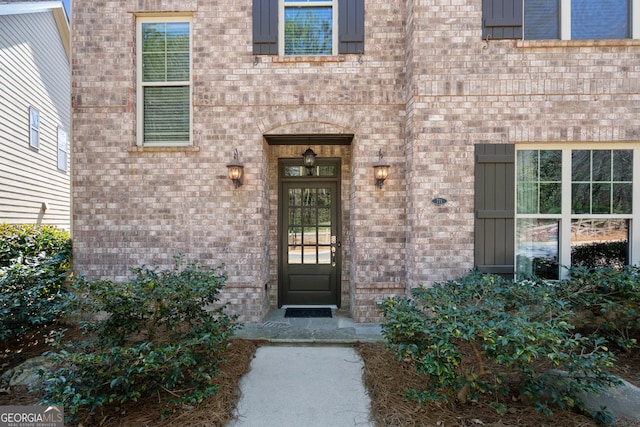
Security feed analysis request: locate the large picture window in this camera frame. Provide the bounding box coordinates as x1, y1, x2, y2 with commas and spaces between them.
136, 17, 191, 146
516, 145, 639, 279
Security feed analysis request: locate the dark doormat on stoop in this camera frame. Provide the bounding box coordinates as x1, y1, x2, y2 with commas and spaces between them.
284, 307, 332, 318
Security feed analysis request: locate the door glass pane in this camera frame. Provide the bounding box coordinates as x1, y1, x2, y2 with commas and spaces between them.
286, 186, 332, 265
302, 246, 317, 264
288, 225, 302, 264
317, 226, 331, 244
571, 0, 629, 40
525, 0, 559, 40
303, 229, 316, 245
289, 188, 302, 206
571, 219, 628, 269
303, 188, 315, 207
284, 165, 337, 177
318, 247, 331, 264
516, 219, 559, 280
289, 208, 301, 226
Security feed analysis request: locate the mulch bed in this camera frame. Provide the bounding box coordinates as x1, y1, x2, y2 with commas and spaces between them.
2, 325, 639, 426
1, 325, 259, 427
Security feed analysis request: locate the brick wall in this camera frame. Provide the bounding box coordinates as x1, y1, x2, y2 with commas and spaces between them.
72, 0, 640, 323
404, 0, 640, 292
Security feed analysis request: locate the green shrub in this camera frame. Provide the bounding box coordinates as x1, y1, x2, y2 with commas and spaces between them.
0, 224, 71, 266
561, 265, 640, 351
0, 224, 72, 340
39, 257, 239, 421
382, 272, 619, 416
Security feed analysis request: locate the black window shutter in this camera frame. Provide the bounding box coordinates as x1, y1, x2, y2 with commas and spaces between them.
474, 144, 515, 278
253, 0, 278, 55
482, 0, 523, 40
338, 0, 364, 54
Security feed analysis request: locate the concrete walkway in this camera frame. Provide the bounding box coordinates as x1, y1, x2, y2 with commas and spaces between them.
227, 309, 382, 426
227, 345, 375, 427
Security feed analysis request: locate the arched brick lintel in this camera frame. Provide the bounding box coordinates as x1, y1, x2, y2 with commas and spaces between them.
258, 108, 360, 137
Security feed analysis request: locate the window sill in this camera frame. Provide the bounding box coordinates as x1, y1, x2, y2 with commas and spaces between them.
268, 55, 347, 63
516, 39, 640, 49
128, 146, 200, 153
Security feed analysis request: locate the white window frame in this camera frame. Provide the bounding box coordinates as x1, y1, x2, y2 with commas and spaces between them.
57, 127, 69, 171
279, 0, 338, 56
557, 0, 640, 40
136, 16, 193, 147
29, 107, 40, 149
515, 143, 640, 279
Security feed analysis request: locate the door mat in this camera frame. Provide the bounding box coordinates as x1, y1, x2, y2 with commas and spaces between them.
284, 308, 332, 318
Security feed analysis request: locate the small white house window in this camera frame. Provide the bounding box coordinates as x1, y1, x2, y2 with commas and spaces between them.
29, 107, 40, 149
136, 17, 192, 146
57, 127, 69, 171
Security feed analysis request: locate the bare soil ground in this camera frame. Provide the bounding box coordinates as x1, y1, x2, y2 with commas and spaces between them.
2, 325, 639, 426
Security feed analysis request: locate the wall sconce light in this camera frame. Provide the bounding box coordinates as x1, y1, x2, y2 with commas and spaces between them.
373, 149, 390, 188
302, 147, 317, 176
226, 149, 244, 188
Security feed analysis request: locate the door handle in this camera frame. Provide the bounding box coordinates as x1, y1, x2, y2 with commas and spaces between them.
331, 235, 337, 267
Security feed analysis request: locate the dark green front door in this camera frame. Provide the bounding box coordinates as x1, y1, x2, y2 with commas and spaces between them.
279, 159, 341, 307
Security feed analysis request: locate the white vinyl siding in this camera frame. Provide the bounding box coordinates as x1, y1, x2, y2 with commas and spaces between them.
0, 7, 71, 229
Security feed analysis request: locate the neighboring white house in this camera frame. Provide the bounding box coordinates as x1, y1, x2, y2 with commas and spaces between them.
0, 1, 70, 229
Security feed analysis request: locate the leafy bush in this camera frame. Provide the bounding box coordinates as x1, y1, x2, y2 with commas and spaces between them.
0, 224, 71, 266
0, 224, 72, 340
382, 272, 619, 416
39, 258, 239, 421
561, 265, 640, 351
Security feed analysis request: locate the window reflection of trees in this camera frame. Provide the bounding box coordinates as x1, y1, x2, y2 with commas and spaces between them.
284, 7, 332, 55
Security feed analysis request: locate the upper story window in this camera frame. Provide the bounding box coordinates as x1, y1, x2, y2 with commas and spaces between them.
282, 0, 336, 55
525, 0, 632, 40
136, 17, 192, 146
253, 0, 364, 55
29, 107, 40, 149
483, 0, 639, 40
